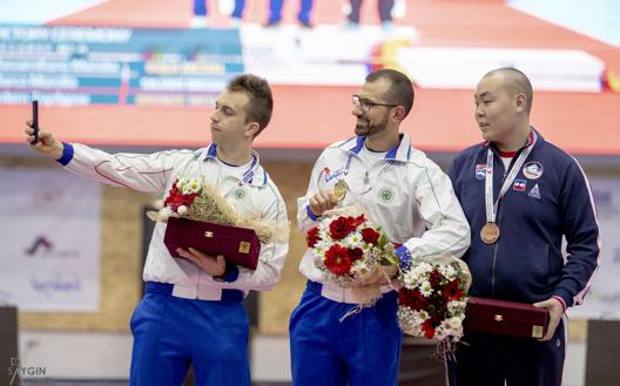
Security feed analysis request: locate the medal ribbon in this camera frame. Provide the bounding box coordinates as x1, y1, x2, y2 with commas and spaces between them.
484, 130, 537, 224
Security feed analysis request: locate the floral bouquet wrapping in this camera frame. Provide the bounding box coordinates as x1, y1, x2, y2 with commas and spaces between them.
151, 176, 289, 245
397, 255, 471, 350
306, 205, 399, 306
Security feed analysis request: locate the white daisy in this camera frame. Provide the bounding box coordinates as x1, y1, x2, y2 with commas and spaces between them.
420, 281, 433, 297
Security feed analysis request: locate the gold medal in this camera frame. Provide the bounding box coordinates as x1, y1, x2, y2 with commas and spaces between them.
480, 222, 500, 244
333, 180, 347, 201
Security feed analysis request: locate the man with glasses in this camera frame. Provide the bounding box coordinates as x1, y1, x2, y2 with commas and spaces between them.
290, 68, 471, 386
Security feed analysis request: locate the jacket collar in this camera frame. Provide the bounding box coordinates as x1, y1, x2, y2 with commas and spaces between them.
196, 143, 268, 187
339, 133, 414, 162
482, 127, 544, 156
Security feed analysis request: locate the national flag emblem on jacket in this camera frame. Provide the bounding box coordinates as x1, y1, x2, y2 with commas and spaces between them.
513, 179, 527, 192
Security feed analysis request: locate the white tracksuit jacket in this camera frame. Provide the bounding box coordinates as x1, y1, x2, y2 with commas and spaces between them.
296, 134, 470, 303
57, 142, 289, 300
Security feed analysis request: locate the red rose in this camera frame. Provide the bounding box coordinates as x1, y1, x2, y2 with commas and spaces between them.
443, 279, 464, 301
422, 319, 435, 339
349, 215, 366, 228
180, 193, 197, 207
329, 217, 355, 240
324, 244, 352, 276
398, 288, 413, 306
398, 288, 427, 310
430, 291, 449, 316
306, 227, 321, 248
361, 228, 380, 245
163, 184, 198, 211
347, 247, 364, 261
163, 185, 181, 207
429, 270, 444, 287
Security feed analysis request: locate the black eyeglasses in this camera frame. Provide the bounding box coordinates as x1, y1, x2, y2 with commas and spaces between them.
352, 95, 398, 112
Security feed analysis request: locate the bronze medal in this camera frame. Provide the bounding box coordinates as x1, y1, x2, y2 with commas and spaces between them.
480, 222, 500, 244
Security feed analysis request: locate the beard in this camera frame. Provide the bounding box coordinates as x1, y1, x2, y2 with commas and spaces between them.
354, 115, 388, 137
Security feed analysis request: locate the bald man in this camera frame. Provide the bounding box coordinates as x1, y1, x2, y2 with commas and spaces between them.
447, 67, 600, 386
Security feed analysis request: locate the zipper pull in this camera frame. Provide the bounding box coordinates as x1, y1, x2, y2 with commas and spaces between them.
364, 171, 369, 184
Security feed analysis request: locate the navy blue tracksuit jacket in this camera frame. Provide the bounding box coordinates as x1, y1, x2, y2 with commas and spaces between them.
449, 130, 600, 309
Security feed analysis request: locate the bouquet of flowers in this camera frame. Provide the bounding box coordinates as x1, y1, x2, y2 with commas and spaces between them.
397, 256, 471, 347
306, 206, 399, 306
150, 176, 288, 244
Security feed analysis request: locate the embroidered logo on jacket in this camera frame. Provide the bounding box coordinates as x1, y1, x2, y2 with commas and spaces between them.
234, 189, 246, 200
321, 167, 346, 183
528, 184, 541, 199
378, 187, 395, 203
475, 164, 486, 180
523, 161, 544, 180
513, 179, 527, 192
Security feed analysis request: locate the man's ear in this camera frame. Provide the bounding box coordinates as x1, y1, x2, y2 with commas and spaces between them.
515, 93, 527, 113
245, 121, 260, 138
392, 106, 405, 122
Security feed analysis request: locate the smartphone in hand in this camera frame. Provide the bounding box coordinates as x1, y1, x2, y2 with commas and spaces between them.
30, 100, 39, 145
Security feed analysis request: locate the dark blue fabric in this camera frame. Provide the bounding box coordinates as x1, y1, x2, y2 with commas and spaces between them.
306, 205, 318, 221
231, 0, 245, 18
56, 142, 74, 166
446, 319, 566, 386
130, 283, 250, 386
220, 263, 240, 283
448, 130, 599, 308
268, 0, 314, 23
290, 281, 402, 386
193, 0, 207, 16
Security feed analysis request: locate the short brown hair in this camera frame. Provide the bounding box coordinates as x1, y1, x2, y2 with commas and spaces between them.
227, 74, 273, 137
366, 69, 414, 118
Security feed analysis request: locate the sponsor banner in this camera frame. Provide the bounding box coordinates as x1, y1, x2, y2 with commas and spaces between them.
0, 169, 101, 312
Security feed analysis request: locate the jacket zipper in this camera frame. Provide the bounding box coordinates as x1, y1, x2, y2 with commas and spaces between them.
491, 157, 509, 296
488, 138, 531, 295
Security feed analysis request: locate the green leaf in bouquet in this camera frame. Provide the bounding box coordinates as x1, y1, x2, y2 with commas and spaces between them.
377, 234, 388, 248
380, 250, 399, 266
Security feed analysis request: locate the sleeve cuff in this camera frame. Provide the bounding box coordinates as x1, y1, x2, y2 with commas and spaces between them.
306, 205, 318, 221
552, 296, 567, 313
552, 288, 572, 310
217, 262, 239, 282
396, 245, 413, 270
55, 142, 74, 166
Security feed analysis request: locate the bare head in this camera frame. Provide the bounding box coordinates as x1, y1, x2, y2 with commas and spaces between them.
474, 67, 533, 143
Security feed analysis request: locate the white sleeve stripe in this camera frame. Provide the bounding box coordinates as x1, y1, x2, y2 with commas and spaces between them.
571, 157, 601, 305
